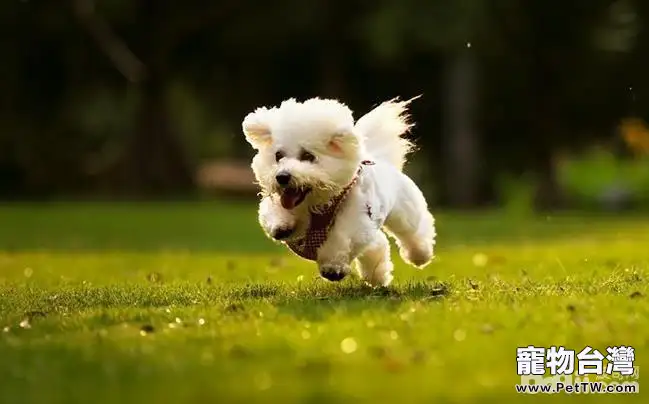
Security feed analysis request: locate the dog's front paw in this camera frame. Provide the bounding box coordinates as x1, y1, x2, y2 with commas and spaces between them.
318, 263, 350, 282
271, 227, 295, 240
259, 195, 298, 240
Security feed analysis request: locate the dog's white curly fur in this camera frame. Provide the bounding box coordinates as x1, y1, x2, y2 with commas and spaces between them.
242, 96, 436, 287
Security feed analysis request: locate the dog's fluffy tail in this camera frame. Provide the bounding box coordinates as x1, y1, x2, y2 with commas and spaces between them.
354, 96, 420, 171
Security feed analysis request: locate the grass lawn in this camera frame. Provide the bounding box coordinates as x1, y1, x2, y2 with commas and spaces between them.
0, 201, 647, 403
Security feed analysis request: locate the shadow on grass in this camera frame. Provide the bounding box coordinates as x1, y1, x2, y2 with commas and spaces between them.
0, 280, 451, 322
227, 280, 450, 301
226, 281, 452, 322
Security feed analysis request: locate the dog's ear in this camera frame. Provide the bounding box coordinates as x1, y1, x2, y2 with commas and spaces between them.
242, 107, 274, 149
327, 129, 360, 158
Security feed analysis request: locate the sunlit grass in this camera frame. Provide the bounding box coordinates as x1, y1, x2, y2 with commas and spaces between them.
0, 202, 647, 403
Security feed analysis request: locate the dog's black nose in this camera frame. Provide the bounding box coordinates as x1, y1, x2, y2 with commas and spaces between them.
320, 270, 347, 282
275, 172, 291, 186
272, 227, 294, 240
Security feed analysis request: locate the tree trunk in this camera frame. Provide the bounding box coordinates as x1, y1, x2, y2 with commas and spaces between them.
441, 48, 482, 208
531, 149, 562, 211
117, 0, 194, 196
527, 28, 563, 211
122, 74, 194, 196
320, 48, 344, 99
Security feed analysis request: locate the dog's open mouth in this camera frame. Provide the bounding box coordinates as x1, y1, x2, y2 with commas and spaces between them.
280, 187, 311, 210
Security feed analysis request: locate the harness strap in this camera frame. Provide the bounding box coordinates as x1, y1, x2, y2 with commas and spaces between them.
284, 160, 374, 261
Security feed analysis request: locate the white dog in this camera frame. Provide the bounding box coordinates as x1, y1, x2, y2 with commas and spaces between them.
241, 96, 436, 287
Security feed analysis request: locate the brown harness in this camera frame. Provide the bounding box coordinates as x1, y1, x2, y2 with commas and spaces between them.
284, 160, 374, 261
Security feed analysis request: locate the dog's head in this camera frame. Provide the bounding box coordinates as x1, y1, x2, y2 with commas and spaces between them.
242, 98, 364, 210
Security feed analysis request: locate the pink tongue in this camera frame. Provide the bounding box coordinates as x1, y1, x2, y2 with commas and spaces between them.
281, 191, 301, 210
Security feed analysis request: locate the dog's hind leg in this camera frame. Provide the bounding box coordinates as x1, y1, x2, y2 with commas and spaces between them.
355, 231, 394, 287
383, 179, 436, 268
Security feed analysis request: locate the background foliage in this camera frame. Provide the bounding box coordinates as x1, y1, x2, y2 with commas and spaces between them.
2, 0, 649, 210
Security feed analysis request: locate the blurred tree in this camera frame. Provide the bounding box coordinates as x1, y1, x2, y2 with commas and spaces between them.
0, 0, 92, 197
478, 0, 637, 209
74, 0, 200, 195
0, 0, 647, 208
173, 0, 366, 158
358, 0, 490, 207
628, 0, 649, 120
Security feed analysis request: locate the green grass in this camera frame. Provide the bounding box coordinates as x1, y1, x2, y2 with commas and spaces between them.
0, 201, 647, 403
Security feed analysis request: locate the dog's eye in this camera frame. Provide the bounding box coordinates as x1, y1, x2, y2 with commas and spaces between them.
275, 151, 284, 162
299, 150, 316, 163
